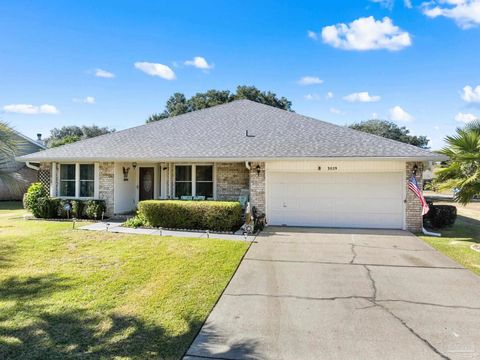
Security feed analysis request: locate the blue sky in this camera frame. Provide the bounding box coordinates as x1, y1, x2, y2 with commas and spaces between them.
1, 0, 480, 150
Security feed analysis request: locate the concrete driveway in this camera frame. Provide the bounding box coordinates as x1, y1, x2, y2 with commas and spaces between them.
185, 228, 480, 360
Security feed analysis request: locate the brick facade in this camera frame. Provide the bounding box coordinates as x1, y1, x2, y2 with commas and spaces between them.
405, 161, 424, 232
98, 162, 115, 216
249, 162, 266, 214
216, 162, 249, 201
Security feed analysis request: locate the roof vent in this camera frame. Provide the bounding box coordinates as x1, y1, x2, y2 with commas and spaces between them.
245, 130, 255, 137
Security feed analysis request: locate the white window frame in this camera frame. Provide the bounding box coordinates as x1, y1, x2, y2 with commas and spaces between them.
174, 164, 216, 199
57, 163, 99, 199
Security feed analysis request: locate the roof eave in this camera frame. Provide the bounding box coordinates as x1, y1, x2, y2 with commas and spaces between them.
16, 155, 449, 163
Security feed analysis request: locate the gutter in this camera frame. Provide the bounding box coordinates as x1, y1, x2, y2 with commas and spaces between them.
25, 161, 40, 171
16, 155, 449, 163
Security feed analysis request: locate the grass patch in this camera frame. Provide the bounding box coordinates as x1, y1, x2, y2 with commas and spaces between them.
0, 201, 249, 359
420, 206, 480, 276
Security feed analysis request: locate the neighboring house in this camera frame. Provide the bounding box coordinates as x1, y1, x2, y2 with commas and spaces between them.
1, 132, 46, 200
18, 100, 445, 231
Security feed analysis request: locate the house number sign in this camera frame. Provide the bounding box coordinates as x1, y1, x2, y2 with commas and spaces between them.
318, 166, 339, 171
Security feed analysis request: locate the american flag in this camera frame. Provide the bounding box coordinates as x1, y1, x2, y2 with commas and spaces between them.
408, 175, 429, 215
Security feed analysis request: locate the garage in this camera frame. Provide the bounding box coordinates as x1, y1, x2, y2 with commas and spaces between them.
266, 164, 405, 229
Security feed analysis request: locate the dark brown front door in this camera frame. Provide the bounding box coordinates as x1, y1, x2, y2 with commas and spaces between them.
139, 167, 154, 201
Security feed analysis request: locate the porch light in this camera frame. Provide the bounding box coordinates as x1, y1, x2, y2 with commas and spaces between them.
132, 162, 137, 169
256, 164, 261, 176
412, 164, 418, 175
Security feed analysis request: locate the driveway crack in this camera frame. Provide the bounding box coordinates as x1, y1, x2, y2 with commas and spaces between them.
363, 265, 451, 360
224, 293, 372, 302
377, 299, 480, 311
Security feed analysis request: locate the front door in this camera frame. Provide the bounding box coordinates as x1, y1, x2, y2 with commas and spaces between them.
139, 167, 154, 201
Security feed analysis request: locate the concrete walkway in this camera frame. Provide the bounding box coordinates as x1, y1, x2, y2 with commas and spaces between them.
79, 221, 255, 241
185, 227, 480, 360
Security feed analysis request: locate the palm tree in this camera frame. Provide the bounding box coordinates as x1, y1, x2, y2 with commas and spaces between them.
0, 122, 22, 195
435, 120, 480, 204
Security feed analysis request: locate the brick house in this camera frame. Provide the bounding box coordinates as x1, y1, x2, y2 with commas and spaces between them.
18, 100, 445, 232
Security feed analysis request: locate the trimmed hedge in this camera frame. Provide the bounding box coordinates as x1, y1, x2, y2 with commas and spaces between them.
138, 200, 243, 232
424, 203, 457, 229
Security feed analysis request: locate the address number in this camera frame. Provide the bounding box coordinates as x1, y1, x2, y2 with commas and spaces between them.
318, 166, 339, 171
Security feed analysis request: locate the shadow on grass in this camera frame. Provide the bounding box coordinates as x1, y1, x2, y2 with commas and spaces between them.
0, 243, 15, 269
457, 214, 480, 228
0, 273, 257, 360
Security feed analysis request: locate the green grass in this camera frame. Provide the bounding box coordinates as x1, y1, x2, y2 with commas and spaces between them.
421, 214, 480, 276
0, 201, 249, 359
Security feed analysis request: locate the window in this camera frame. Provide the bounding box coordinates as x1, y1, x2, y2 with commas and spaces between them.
60, 164, 76, 197
80, 164, 94, 197
59, 163, 96, 198
175, 165, 192, 198
196, 165, 213, 198
175, 165, 213, 198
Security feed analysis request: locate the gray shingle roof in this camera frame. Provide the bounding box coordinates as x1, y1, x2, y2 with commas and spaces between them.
19, 100, 445, 162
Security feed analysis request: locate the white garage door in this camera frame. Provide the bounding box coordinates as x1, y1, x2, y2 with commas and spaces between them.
266, 171, 404, 229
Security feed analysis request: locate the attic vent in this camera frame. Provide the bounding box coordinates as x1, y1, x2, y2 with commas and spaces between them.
246, 130, 255, 137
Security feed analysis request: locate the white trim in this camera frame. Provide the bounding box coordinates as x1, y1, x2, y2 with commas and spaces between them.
50, 162, 57, 197
74, 163, 80, 198
17, 155, 448, 163
94, 163, 100, 198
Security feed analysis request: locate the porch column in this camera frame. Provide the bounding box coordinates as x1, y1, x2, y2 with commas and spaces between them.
50, 162, 57, 197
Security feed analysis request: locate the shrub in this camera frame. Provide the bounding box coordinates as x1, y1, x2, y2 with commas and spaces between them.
36, 197, 60, 219
138, 200, 242, 232
71, 200, 85, 219
85, 200, 106, 220
26, 183, 48, 217
124, 214, 148, 228
424, 203, 457, 229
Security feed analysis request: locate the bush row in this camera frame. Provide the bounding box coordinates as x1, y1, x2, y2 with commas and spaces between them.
24, 183, 106, 219
136, 200, 243, 232
423, 203, 457, 229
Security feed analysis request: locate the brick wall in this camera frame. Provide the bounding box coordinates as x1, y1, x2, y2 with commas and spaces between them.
99, 162, 114, 216
249, 162, 265, 214
216, 162, 249, 201
405, 161, 424, 232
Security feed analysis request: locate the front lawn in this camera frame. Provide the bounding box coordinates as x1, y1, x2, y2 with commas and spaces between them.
0, 202, 249, 359
421, 202, 480, 276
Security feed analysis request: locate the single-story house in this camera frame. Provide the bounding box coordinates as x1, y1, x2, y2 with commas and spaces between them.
18, 100, 445, 231
1, 132, 46, 200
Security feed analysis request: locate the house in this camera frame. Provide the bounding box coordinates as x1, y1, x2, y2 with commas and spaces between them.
18, 100, 445, 231
1, 132, 46, 200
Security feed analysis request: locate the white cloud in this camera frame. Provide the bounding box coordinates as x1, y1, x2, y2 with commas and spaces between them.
404, 0, 413, 8
330, 107, 343, 114
343, 91, 381, 102
298, 76, 323, 85
321, 16, 411, 51
326, 91, 334, 99
73, 96, 95, 104
434, 125, 440, 130
371, 0, 395, 10
3, 104, 59, 114
461, 85, 480, 102
455, 112, 479, 122
422, 0, 480, 29
307, 30, 318, 40
94, 69, 115, 78
134, 62, 176, 80
304, 93, 320, 101
389, 105, 413, 121
184, 56, 214, 70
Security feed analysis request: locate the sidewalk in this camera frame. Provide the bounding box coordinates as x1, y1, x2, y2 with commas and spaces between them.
78, 221, 256, 241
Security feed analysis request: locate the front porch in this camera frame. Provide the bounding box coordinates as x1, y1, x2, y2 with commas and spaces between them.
113, 161, 255, 215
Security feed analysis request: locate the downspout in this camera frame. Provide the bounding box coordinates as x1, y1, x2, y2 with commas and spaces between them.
422, 227, 441, 237
25, 161, 40, 171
